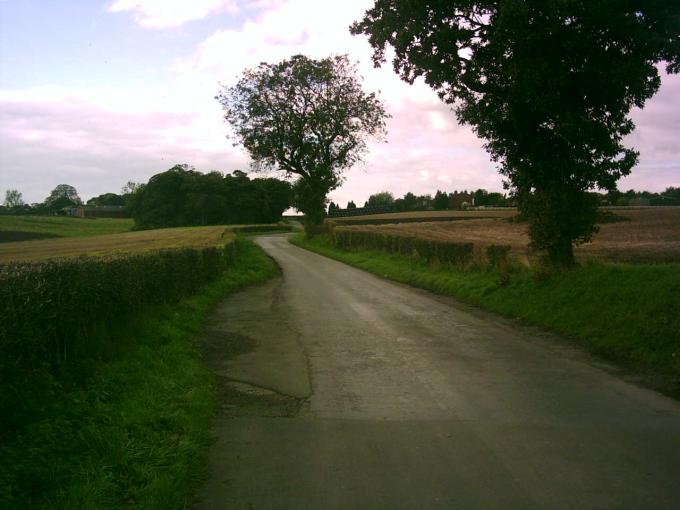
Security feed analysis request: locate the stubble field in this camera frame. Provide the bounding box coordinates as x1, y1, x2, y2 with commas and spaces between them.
0, 226, 233, 263
336, 207, 680, 263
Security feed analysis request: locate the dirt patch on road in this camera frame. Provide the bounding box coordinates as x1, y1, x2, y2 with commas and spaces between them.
197, 308, 307, 419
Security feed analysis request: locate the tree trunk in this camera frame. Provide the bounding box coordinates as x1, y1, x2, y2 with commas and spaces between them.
293, 177, 329, 237
546, 236, 576, 268
303, 200, 326, 236
521, 185, 596, 270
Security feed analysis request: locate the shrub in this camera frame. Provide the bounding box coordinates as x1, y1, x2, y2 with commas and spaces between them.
233, 224, 293, 234
0, 241, 239, 431
333, 228, 473, 267
486, 244, 512, 269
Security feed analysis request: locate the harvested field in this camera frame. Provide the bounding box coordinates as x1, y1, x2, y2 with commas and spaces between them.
0, 226, 233, 263
332, 208, 516, 225
338, 207, 680, 264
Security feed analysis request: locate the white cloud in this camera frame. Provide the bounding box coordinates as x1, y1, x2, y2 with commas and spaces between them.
0, 91, 249, 202
2, 0, 678, 205
108, 0, 239, 29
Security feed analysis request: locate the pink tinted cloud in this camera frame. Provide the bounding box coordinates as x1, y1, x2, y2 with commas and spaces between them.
0, 98, 248, 202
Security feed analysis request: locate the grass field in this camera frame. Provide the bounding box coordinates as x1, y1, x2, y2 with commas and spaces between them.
336, 207, 680, 264
0, 226, 234, 263
0, 240, 279, 509
0, 215, 134, 241
292, 233, 680, 397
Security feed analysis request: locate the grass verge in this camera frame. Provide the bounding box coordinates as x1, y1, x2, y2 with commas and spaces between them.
0, 239, 278, 509
291, 233, 680, 397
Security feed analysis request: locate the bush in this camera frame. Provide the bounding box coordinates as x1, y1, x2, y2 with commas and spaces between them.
332, 228, 473, 266
233, 224, 293, 234
0, 241, 238, 432
486, 244, 512, 269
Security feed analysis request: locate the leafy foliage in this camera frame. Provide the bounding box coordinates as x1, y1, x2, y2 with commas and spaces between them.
86, 192, 126, 206
128, 164, 291, 229
218, 54, 388, 233
45, 184, 81, 209
0, 241, 237, 432
0, 240, 278, 509
365, 191, 395, 207
333, 228, 474, 266
3, 189, 24, 208
352, 1, 680, 265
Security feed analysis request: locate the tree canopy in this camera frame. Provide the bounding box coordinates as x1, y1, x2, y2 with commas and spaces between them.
128, 164, 291, 229
87, 193, 126, 207
352, 1, 680, 265
3, 189, 24, 208
217, 54, 388, 233
45, 184, 81, 210
365, 191, 395, 207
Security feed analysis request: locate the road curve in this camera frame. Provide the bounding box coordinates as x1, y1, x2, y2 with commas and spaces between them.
196, 234, 680, 510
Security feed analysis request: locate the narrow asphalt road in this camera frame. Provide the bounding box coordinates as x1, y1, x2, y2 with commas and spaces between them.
196, 235, 680, 510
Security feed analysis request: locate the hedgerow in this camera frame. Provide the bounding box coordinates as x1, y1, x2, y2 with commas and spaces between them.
232, 224, 294, 234
0, 241, 238, 431
332, 228, 475, 266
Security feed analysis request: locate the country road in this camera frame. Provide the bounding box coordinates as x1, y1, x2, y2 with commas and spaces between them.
196, 234, 680, 509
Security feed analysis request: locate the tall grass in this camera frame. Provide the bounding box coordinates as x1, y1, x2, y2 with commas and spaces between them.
1, 243, 236, 432
0, 239, 278, 509
292, 234, 680, 397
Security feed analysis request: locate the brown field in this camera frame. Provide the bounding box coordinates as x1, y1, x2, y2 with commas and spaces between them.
338, 207, 680, 264
0, 226, 234, 263
332, 208, 516, 225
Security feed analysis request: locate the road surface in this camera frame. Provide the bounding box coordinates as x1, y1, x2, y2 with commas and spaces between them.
196, 234, 680, 509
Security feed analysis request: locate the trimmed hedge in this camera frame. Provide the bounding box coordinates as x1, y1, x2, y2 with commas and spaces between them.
233, 224, 294, 234
332, 228, 474, 266
0, 241, 238, 430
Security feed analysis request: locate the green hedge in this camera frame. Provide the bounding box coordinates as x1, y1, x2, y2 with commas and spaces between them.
232, 224, 293, 234
332, 228, 474, 266
0, 241, 237, 430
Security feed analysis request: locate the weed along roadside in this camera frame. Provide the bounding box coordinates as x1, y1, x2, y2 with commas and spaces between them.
290, 232, 680, 398
0, 238, 278, 509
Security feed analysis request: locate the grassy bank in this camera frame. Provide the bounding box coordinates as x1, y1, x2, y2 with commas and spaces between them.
292, 234, 680, 396
0, 240, 278, 509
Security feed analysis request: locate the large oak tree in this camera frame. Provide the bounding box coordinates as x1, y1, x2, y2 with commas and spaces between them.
352, 1, 680, 266
217, 54, 388, 234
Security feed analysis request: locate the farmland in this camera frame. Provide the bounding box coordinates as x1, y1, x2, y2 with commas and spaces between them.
334, 207, 680, 264
0, 225, 233, 263
0, 215, 288, 508
0, 215, 134, 241
332, 208, 516, 225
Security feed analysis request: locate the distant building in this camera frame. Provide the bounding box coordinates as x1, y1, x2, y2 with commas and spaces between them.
448, 192, 474, 209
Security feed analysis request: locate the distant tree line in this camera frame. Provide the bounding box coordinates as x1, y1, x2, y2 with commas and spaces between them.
598, 187, 680, 207
127, 164, 291, 229
1, 165, 293, 228
328, 186, 680, 215
328, 188, 514, 215
0, 182, 143, 216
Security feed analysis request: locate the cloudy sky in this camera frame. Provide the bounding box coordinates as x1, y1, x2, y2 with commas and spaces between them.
1, 0, 678, 206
